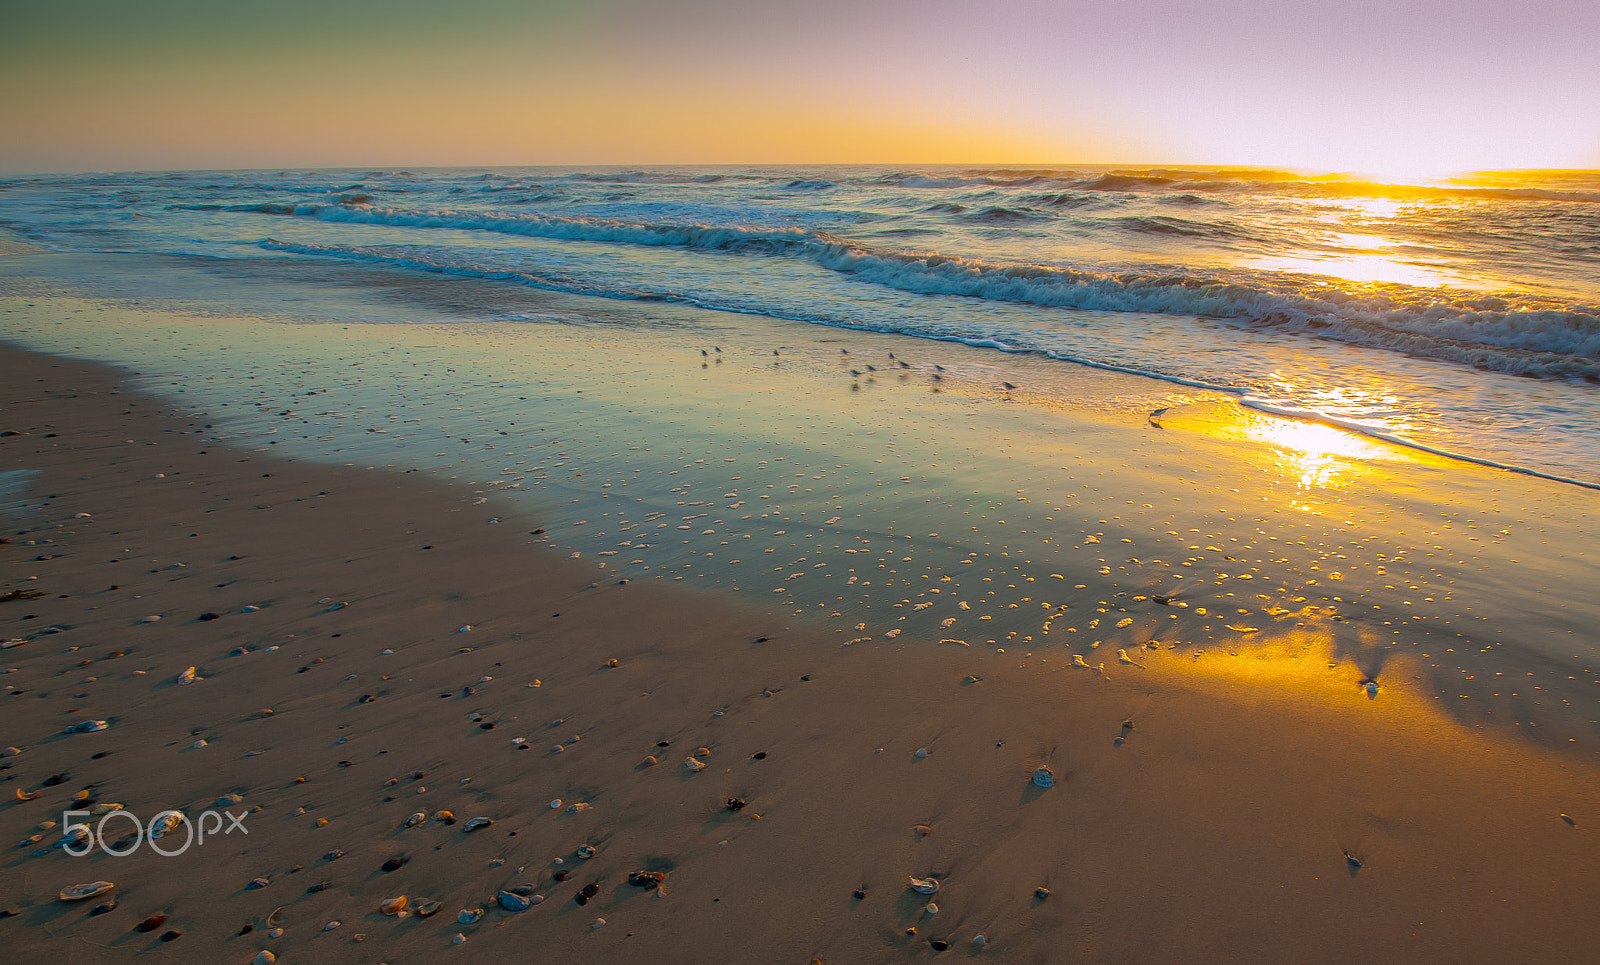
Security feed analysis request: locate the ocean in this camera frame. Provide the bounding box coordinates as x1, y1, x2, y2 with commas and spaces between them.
1, 165, 1597, 486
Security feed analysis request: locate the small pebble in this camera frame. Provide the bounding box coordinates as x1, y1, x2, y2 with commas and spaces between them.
914, 747, 928, 759
452, 933, 467, 944
252, 952, 275, 965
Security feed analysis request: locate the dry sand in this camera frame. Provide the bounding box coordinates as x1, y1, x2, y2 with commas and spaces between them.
3, 335, 1600, 964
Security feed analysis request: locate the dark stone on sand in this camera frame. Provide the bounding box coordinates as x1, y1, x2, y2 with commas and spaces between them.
136, 914, 166, 933
197, 612, 220, 621
158, 930, 181, 942
381, 856, 408, 873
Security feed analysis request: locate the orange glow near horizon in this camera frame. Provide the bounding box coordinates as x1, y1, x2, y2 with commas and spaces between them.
1, 0, 1595, 175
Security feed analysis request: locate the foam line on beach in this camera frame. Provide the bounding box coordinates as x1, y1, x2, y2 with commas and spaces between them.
237, 203, 1600, 381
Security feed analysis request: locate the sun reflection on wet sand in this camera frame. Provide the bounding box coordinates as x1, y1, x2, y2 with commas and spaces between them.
1244, 414, 1392, 490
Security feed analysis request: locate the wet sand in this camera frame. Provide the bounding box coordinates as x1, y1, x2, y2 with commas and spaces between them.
4, 324, 1600, 962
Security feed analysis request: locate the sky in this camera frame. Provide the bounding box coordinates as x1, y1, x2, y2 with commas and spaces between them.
1, 0, 1597, 177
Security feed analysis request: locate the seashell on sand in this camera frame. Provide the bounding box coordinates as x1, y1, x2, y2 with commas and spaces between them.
498, 891, 532, 911
59, 881, 115, 901
908, 877, 940, 895
1032, 766, 1055, 789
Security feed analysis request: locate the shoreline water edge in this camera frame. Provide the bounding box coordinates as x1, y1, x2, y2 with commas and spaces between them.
1, 225, 1599, 962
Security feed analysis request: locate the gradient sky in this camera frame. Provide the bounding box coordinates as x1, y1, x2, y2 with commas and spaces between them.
2, 0, 1596, 176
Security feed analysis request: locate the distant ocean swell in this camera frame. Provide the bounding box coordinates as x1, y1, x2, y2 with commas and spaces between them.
250, 203, 1600, 381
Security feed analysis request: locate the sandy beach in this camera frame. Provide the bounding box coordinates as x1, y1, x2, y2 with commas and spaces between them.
3, 253, 1600, 963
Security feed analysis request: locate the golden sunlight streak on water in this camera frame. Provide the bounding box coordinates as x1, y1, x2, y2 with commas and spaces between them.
1242, 413, 1392, 490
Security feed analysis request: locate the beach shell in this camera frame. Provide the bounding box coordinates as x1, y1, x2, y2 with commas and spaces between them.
1034, 887, 1050, 899
682, 757, 706, 772
498, 891, 532, 911
549, 799, 563, 809
973, 935, 987, 946
591, 918, 606, 929
414, 898, 441, 918
1032, 766, 1055, 789
453, 933, 467, 945
216, 792, 243, 807
404, 811, 426, 828
252, 952, 276, 965
914, 747, 929, 759
247, 877, 269, 890
57, 825, 92, 849
462, 817, 493, 833
458, 908, 483, 925
379, 895, 408, 916
908, 877, 940, 895
58, 881, 114, 901
15, 787, 39, 801
629, 871, 667, 888
433, 810, 455, 823
1365, 681, 1380, 698
64, 720, 108, 734
324, 920, 341, 931
177, 667, 197, 685
575, 844, 597, 859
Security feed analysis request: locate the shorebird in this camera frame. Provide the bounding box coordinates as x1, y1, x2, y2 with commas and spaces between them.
1003, 382, 1017, 390
1148, 407, 1169, 427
